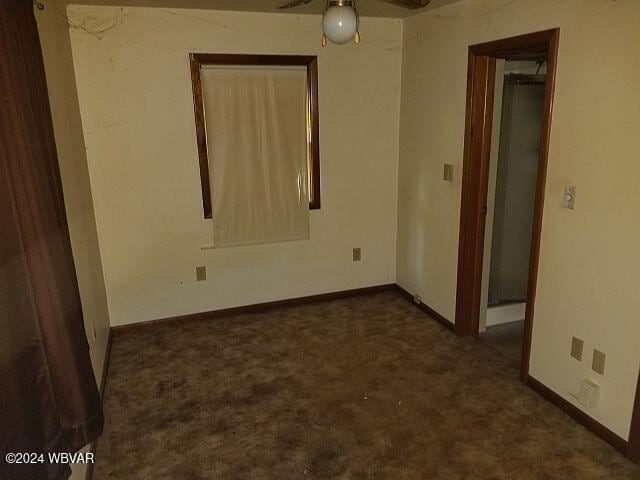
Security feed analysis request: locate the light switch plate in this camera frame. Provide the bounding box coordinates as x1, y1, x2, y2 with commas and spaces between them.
443, 164, 454, 182
564, 185, 576, 209
592, 349, 606, 375
571, 336, 584, 361
196, 266, 207, 281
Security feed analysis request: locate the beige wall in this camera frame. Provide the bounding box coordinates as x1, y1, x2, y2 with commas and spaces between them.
35, 0, 111, 387
67, 6, 403, 327
397, 0, 640, 439
35, 2, 112, 478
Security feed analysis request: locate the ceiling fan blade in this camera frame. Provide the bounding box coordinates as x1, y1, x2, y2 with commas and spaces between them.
379, 0, 431, 9
277, 0, 316, 9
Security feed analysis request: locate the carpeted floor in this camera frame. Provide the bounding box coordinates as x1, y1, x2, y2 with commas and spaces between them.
95, 292, 640, 479
479, 320, 525, 371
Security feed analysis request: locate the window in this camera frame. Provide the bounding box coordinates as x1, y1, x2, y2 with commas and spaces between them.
189, 54, 320, 231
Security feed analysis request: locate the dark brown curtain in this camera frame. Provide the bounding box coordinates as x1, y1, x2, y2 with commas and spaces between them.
0, 1, 104, 479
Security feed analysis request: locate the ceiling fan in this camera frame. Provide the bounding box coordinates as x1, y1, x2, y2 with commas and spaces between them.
277, 0, 432, 46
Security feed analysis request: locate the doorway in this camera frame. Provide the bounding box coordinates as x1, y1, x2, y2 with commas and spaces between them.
454, 29, 559, 382
478, 59, 547, 371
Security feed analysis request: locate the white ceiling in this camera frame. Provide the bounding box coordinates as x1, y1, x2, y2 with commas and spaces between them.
66, 0, 463, 19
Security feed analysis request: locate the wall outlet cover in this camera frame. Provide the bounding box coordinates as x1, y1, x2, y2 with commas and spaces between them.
196, 265, 207, 281
353, 248, 361, 262
570, 336, 584, 361
443, 164, 454, 182
592, 349, 606, 375
572, 379, 600, 408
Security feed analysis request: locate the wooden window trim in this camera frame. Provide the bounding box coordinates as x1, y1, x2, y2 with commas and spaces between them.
189, 53, 321, 219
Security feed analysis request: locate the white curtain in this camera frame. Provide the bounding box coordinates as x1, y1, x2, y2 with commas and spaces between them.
201, 66, 310, 248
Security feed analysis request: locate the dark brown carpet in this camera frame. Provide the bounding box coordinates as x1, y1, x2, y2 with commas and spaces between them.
480, 320, 525, 371
95, 292, 640, 479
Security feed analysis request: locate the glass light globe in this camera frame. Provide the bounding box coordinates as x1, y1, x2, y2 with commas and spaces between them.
322, 5, 357, 45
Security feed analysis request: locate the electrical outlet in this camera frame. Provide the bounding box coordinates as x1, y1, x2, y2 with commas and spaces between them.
570, 337, 584, 361
413, 294, 421, 305
196, 266, 207, 281
443, 164, 454, 182
353, 248, 361, 262
572, 379, 599, 408
592, 349, 606, 375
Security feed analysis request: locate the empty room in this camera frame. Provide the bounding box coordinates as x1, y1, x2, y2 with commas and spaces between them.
2, 0, 640, 479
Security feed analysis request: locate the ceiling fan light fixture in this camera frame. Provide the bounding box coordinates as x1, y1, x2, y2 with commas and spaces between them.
322, 0, 359, 45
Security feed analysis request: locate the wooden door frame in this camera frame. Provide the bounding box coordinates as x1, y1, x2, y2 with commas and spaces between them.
630, 369, 640, 462
454, 29, 559, 383
453, 27, 640, 464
